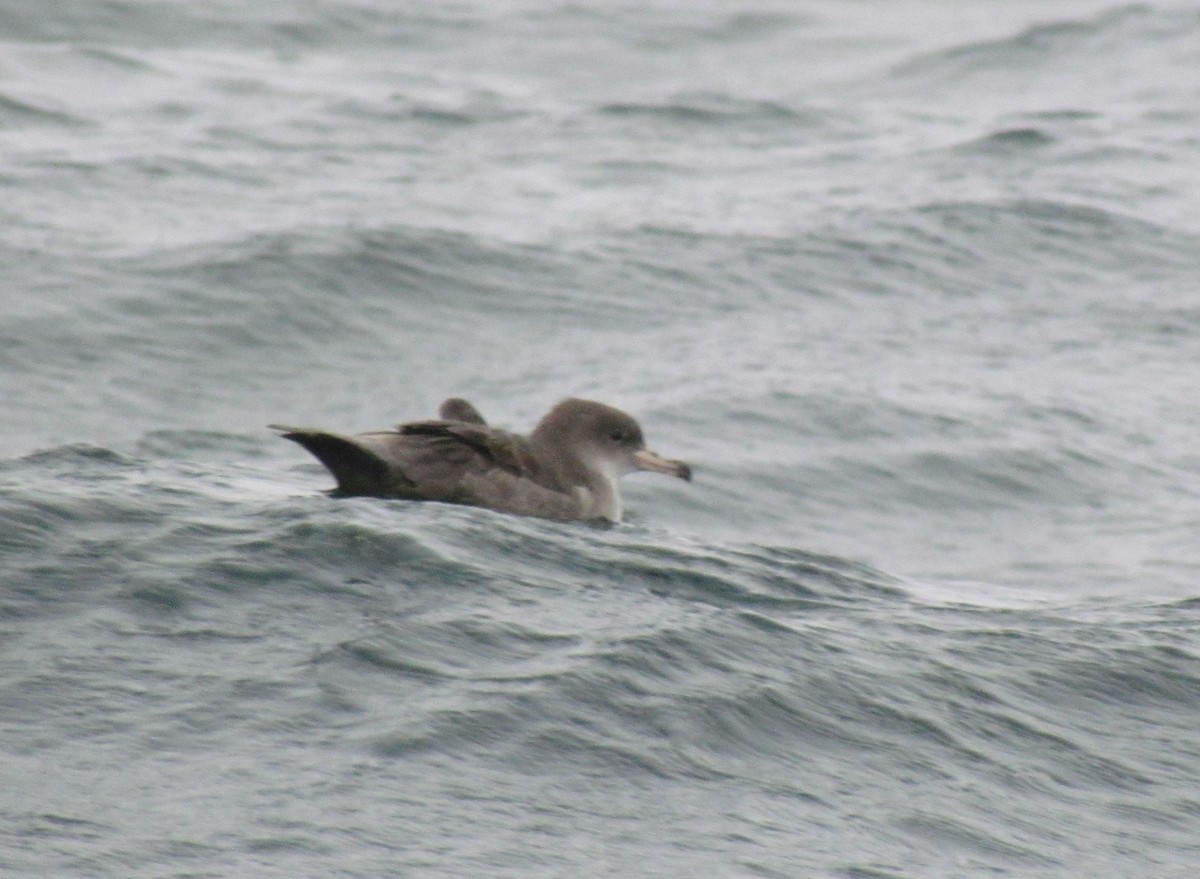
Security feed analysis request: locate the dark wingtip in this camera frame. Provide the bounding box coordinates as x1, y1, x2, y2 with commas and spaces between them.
271, 428, 396, 496
438, 398, 487, 425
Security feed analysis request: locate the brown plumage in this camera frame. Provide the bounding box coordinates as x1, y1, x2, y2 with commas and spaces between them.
271, 398, 691, 523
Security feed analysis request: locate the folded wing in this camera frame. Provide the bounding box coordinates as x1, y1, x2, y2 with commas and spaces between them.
272, 421, 584, 519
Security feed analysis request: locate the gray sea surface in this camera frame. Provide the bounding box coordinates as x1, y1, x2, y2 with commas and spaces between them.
3, 1, 1200, 876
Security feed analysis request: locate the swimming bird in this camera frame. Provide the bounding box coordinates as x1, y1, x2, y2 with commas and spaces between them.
270, 398, 691, 523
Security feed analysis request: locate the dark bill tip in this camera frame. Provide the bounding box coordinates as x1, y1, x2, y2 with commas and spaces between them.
635, 448, 692, 482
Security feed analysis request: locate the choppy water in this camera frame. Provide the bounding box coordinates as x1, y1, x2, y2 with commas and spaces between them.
4, 2, 1200, 876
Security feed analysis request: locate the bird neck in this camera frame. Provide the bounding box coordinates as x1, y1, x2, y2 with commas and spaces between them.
583, 467, 623, 523
533, 434, 623, 522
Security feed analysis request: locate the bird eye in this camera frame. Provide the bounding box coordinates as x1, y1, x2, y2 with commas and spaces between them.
609, 430, 626, 443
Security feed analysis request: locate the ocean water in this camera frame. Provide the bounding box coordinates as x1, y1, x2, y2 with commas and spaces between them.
3, 1, 1200, 876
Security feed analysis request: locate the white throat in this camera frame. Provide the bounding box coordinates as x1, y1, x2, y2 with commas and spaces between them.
580, 459, 623, 522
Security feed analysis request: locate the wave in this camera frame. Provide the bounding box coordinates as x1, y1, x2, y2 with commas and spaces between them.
0, 0, 479, 52
890, 5, 1199, 82
0, 433, 899, 607
804, 199, 1200, 301
5, 427, 1200, 879
0, 93, 86, 129
598, 94, 813, 127
8, 189, 1194, 451
0, 224, 708, 445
